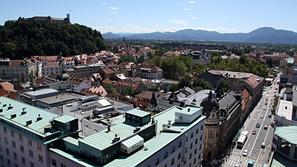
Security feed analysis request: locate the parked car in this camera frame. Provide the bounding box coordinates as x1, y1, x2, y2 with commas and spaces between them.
243, 149, 248, 156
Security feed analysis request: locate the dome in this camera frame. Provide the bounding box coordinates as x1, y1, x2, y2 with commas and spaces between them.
61, 73, 70, 81
200, 91, 219, 115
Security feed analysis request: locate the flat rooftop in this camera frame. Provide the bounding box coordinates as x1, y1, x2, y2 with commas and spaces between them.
24, 88, 58, 97
125, 108, 150, 117
37, 92, 83, 105
277, 100, 293, 120
0, 97, 59, 137
275, 126, 297, 145
54, 106, 205, 167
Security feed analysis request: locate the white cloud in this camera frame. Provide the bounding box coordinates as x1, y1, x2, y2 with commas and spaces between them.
184, 8, 192, 11
110, 7, 119, 10
102, 2, 107, 5
189, 1, 196, 3
191, 16, 197, 19
169, 19, 188, 26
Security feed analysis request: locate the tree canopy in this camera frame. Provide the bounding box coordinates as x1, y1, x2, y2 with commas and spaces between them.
0, 20, 106, 58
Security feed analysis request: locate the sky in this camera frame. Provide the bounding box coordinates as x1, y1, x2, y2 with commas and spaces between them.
1, 0, 297, 33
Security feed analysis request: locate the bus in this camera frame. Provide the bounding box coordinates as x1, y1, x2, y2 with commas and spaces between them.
237, 130, 248, 149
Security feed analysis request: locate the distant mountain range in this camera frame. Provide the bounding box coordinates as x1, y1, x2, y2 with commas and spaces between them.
103, 27, 297, 44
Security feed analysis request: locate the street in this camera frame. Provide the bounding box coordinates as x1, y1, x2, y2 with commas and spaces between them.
222, 75, 280, 167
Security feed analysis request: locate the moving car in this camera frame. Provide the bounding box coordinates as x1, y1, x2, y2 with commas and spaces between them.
252, 130, 256, 135
260, 115, 264, 119
264, 125, 268, 130
261, 142, 265, 148
256, 123, 260, 128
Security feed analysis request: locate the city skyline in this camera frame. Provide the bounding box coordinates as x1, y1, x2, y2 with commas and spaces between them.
1, 0, 297, 33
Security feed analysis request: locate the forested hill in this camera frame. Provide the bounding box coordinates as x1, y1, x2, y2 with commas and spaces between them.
0, 20, 106, 58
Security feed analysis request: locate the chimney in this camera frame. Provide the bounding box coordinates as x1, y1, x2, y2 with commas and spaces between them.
188, 108, 190, 112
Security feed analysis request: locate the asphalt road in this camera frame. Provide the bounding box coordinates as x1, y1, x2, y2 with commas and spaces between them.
222, 75, 280, 167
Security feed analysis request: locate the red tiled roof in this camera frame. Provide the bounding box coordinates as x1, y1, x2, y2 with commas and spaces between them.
0, 82, 15, 91
245, 75, 263, 89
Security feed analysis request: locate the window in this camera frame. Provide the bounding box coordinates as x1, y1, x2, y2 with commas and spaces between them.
164, 152, 168, 159
196, 129, 199, 134
199, 144, 202, 150
6, 148, 9, 155
19, 135, 23, 142
164, 164, 167, 167
200, 135, 202, 141
194, 158, 197, 164
61, 164, 66, 167
195, 139, 198, 145
189, 153, 192, 159
194, 148, 197, 155
30, 162, 34, 167
191, 132, 193, 138
190, 143, 193, 149
12, 141, 16, 148
13, 152, 17, 160
200, 125, 203, 130
11, 130, 14, 137
172, 146, 175, 153
52, 159, 57, 167
20, 145, 24, 153
178, 153, 181, 159
171, 158, 174, 165
29, 150, 33, 157
38, 155, 43, 163
22, 157, 26, 164
37, 144, 42, 151
4, 137, 8, 144
179, 141, 182, 147
3, 127, 7, 133
28, 139, 32, 146
155, 158, 160, 166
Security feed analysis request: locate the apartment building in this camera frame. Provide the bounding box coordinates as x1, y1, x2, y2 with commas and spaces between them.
0, 97, 78, 167
49, 106, 206, 167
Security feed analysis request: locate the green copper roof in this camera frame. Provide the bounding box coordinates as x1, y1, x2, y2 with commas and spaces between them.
0, 96, 59, 137
54, 115, 77, 123
275, 126, 297, 145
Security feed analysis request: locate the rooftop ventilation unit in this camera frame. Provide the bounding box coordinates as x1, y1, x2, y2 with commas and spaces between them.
21, 108, 27, 115
36, 114, 42, 122
112, 134, 121, 143
0, 109, 2, 112
10, 114, 16, 119
26, 120, 32, 126
133, 127, 141, 133
7, 104, 13, 110
44, 127, 51, 133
